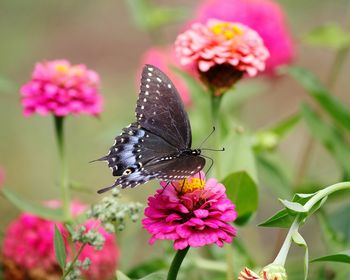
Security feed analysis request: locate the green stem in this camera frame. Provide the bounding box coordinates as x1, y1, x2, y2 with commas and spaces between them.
54, 116, 71, 221
273, 216, 301, 266
210, 94, 222, 124
62, 243, 86, 279
225, 244, 234, 280
273, 182, 350, 265
210, 93, 223, 179
167, 247, 190, 280
303, 182, 350, 211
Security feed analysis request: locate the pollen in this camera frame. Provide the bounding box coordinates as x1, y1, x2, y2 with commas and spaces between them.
178, 177, 205, 193
210, 22, 243, 40
55, 64, 69, 74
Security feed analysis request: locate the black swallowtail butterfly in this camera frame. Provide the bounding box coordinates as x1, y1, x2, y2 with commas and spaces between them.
97, 64, 205, 193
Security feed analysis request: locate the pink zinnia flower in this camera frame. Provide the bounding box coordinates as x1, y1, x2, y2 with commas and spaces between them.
175, 19, 269, 94
139, 47, 191, 106
21, 59, 103, 117
191, 0, 295, 73
2, 201, 118, 280
142, 172, 237, 250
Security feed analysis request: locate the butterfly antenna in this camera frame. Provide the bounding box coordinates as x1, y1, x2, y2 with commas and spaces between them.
201, 147, 225, 152
199, 126, 216, 149
201, 154, 214, 175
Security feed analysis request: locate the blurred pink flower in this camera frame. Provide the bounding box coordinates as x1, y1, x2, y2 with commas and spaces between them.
21, 59, 103, 117
2, 201, 118, 280
140, 47, 191, 106
142, 172, 237, 250
175, 19, 269, 94
191, 0, 295, 73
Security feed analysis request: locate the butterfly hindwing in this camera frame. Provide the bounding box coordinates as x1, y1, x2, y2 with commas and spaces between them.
99, 154, 206, 192
136, 64, 191, 149
98, 122, 180, 192
145, 154, 206, 180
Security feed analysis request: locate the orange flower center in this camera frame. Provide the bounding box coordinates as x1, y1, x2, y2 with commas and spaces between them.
178, 177, 205, 193
210, 22, 243, 40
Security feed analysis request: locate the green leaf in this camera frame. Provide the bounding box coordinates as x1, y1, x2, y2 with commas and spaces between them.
317, 211, 346, 252
170, 66, 208, 104
127, 258, 167, 278
2, 188, 65, 221
222, 171, 258, 225
311, 252, 350, 263
220, 130, 258, 183
289, 66, 350, 133
269, 113, 301, 137
256, 154, 292, 199
300, 103, 350, 177
292, 231, 309, 280
221, 80, 267, 110
295, 192, 317, 198
303, 23, 350, 50
330, 203, 350, 242
254, 114, 301, 152
139, 271, 167, 280
259, 209, 295, 228
54, 224, 66, 271
116, 270, 131, 280
279, 199, 307, 213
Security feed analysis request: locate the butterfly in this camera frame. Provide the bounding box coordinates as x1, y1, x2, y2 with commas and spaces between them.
97, 64, 205, 193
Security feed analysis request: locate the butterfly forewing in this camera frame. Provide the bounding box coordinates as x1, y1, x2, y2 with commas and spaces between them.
136, 64, 191, 149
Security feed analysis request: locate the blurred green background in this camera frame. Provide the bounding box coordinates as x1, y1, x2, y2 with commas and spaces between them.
0, 0, 349, 278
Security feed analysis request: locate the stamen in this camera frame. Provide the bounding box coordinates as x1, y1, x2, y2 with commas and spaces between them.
177, 177, 205, 193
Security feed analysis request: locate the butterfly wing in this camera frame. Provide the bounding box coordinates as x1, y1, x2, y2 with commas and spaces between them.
99, 153, 206, 192
136, 64, 192, 149
145, 154, 206, 181
97, 64, 206, 193
97, 123, 179, 193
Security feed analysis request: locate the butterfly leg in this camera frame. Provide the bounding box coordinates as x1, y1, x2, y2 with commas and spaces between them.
201, 154, 214, 175
159, 181, 171, 195
180, 179, 186, 193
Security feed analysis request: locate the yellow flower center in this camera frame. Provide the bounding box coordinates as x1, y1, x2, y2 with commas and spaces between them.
178, 177, 205, 193
55, 64, 69, 74
210, 22, 243, 40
